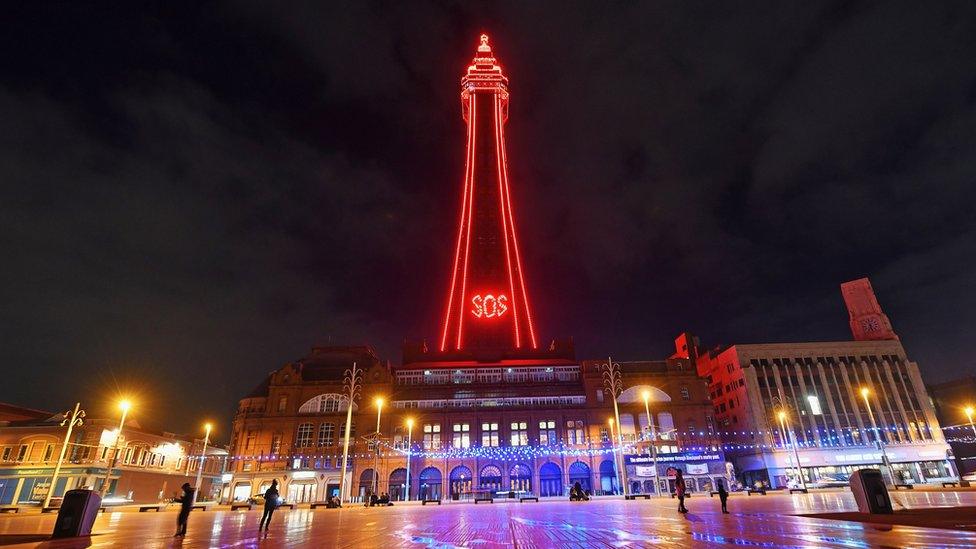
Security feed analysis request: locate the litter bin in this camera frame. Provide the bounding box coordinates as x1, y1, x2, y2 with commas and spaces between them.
849, 469, 892, 514
52, 489, 102, 538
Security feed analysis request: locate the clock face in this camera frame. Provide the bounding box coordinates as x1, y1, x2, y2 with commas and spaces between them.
860, 317, 882, 333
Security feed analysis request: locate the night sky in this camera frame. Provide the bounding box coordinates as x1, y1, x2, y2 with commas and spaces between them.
3, 2, 976, 436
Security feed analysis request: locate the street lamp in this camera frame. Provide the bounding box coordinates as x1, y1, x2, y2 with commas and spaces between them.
339, 363, 363, 503
860, 387, 893, 485
965, 406, 976, 438
372, 396, 384, 497
44, 403, 85, 509
192, 423, 212, 504
405, 417, 414, 501
777, 410, 806, 490
641, 389, 660, 496
100, 399, 132, 497
600, 357, 629, 496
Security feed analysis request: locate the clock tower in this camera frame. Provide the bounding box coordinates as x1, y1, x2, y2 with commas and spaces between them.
841, 277, 899, 341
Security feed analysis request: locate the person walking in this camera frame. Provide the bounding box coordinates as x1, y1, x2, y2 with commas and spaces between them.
675, 470, 688, 514
716, 479, 729, 514
259, 480, 280, 532
174, 482, 194, 537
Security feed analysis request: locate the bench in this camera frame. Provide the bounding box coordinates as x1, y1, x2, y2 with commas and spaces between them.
139, 505, 164, 512
474, 497, 493, 504
942, 482, 959, 488
310, 502, 332, 509
894, 484, 914, 490
191, 505, 207, 511
421, 499, 441, 505
625, 494, 650, 500
277, 503, 295, 509
669, 492, 692, 498
519, 496, 539, 502
231, 503, 253, 511
41, 507, 59, 513
0, 507, 18, 514
789, 488, 808, 494
746, 489, 766, 496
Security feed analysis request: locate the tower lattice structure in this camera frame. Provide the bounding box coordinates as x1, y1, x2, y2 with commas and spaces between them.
440, 35, 537, 352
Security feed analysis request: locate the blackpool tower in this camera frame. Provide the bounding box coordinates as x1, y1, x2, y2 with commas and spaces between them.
439, 35, 537, 352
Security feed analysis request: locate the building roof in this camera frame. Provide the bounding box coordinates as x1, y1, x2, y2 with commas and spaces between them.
0, 402, 54, 423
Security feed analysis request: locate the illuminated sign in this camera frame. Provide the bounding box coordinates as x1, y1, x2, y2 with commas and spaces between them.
624, 452, 723, 465
292, 471, 316, 480
471, 294, 509, 319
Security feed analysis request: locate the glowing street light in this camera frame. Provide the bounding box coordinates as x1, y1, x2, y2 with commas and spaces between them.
405, 417, 414, 501
860, 387, 892, 485
100, 399, 132, 497
641, 389, 660, 496
44, 403, 85, 509
192, 423, 212, 504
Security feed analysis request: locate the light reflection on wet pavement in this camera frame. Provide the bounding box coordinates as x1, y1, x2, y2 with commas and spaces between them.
1, 490, 975, 548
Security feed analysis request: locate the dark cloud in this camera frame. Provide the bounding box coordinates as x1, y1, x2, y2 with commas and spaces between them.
2, 1, 975, 433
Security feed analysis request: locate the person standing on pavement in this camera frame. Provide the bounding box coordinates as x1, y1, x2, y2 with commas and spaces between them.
174, 483, 194, 537
675, 470, 688, 514
716, 479, 729, 514
259, 479, 280, 532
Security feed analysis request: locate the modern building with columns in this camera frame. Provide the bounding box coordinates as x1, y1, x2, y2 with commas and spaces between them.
692, 278, 955, 488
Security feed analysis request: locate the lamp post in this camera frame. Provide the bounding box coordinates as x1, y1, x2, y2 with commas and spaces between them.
607, 418, 623, 495
777, 410, 807, 490
405, 418, 414, 501
339, 362, 363, 503
600, 357, 629, 496
860, 387, 892, 485
372, 397, 384, 497
192, 423, 212, 504
100, 400, 131, 498
44, 403, 85, 509
965, 406, 976, 438
641, 390, 659, 496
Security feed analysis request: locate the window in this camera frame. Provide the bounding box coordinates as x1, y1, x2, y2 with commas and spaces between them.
599, 426, 610, 442
317, 423, 335, 447
657, 413, 674, 439
539, 420, 557, 445
277, 396, 288, 412
296, 423, 314, 448
1, 447, 10, 461
340, 421, 356, 439
43, 444, 54, 461
596, 389, 604, 403
423, 424, 441, 450
123, 447, 133, 464
510, 422, 528, 446
453, 423, 470, 448
17, 444, 28, 461
482, 423, 499, 447
243, 461, 253, 472
680, 387, 691, 400
271, 434, 282, 454
566, 421, 585, 444
149, 453, 157, 466
245, 431, 256, 450
393, 426, 406, 449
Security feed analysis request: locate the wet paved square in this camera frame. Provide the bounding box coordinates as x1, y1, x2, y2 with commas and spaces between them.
2, 490, 975, 548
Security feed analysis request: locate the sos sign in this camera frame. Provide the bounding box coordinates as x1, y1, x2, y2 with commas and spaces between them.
471, 294, 509, 319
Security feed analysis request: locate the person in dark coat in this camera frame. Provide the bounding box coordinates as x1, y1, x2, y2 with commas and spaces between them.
174, 483, 194, 537
675, 470, 688, 514
716, 479, 729, 514
259, 480, 279, 531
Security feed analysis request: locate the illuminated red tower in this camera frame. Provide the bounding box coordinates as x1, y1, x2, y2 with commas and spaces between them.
440, 35, 538, 351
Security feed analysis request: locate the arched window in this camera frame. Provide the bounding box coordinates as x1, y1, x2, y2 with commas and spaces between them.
657, 412, 674, 440
569, 461, 592, 494
298, 394, 357, 414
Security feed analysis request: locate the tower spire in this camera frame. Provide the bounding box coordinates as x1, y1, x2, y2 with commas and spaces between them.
439, 35, 537, 352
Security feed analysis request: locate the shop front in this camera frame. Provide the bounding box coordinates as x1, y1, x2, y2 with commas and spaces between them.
624, 450, 728, 495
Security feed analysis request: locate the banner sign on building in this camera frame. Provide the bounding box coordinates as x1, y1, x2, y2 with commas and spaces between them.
624, 452, 722, 465
635, 465, 657, 477
686, 463, 709, 475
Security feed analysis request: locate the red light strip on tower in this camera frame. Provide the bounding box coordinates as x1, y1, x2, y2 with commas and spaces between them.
494, 93, 522, 348
455, 93, 478, 350
496, 93, 537, 349
440, 93, 477, 351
